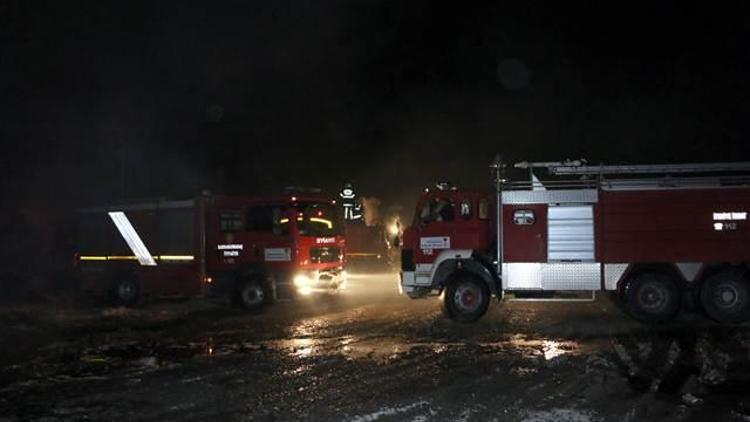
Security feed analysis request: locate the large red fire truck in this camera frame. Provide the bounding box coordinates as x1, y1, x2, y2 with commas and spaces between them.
400, 158, 750, 324
75, 192, 346, 309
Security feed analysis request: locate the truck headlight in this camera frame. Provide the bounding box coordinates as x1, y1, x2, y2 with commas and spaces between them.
294, 274, 312, 287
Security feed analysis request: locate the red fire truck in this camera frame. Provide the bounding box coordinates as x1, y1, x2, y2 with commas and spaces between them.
400, 159, 750, 324
75, 192, 346, 309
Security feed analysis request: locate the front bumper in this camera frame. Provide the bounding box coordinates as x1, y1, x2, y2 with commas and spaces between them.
399, 270, 434, 299
292, 268, 346, 295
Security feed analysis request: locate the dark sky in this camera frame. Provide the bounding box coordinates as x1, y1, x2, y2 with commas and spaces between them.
1, 1, 748, 211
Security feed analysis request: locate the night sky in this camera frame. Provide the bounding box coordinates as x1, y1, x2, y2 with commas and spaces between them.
1, 1, 748, 212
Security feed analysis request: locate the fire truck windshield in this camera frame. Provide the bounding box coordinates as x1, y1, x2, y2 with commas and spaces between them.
418, 197, 455, 225
292, 202, 342, 237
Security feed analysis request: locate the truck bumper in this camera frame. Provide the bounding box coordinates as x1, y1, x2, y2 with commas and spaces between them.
400, 270, 434, 299
209, 268, 346, 299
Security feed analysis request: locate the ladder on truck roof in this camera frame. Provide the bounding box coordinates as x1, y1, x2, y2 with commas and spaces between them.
511, 160, 750, 190
514, 160, 750, 175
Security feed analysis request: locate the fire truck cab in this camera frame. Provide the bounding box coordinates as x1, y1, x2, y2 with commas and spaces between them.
76, 193, 346, 310
400, 160, 750, 324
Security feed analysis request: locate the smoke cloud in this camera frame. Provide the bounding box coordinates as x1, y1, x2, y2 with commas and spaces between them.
360, 197, 382, 227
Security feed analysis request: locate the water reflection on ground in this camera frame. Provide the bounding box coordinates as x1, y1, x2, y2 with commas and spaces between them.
3, 273, 750, 421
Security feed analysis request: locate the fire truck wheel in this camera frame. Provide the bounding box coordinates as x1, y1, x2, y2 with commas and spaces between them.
109, 277, 140, 307
700, 270, 750, 324
442, 274, 490, 323
235, 278, 270, 312
624, 272, 681, 324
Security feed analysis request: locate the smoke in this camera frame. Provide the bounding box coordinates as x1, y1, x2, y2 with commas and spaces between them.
360, 196, 381, 227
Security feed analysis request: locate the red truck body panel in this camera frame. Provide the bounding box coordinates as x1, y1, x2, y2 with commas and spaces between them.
596, 188, 750, 263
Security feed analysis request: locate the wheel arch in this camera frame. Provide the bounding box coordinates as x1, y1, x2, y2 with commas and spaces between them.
693, 263, 750, 304
110, 269, 141, 293
232, 263, 276, 295
235, 263, 272, 280
695, 263, 750, 284
430, 250, 497, 295
617, 263, 686, 295
112, 269, 138, 282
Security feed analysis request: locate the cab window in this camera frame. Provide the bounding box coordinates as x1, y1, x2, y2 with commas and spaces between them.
247, 206, 289, 235
460, 200, 471, 219
478, 199, 489, 220
294, 202, 341, 237
220, 210, 243, 232
419, 197, 455, 224
246, 207, 273, 231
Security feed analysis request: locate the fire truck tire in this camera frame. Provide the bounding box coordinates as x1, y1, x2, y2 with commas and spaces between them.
624, 272, 681, 324
234, 278, 271, 312
109, 276, 140, 307
699, 270, 750, 324
442, 274, 490, 323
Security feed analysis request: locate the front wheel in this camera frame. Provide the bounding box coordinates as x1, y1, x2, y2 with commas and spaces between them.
700, 270, 750, 324
442, 274, 490, 323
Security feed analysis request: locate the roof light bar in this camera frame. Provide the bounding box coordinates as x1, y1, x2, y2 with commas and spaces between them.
309, 217, 333, 228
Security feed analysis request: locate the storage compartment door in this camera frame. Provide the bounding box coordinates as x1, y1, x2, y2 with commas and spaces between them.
547, 205, 595, 262
543, 204, 598, 291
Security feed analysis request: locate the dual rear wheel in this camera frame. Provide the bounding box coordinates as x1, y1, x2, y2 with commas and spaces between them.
700, 270, 750, 324
622, 269, 750, 324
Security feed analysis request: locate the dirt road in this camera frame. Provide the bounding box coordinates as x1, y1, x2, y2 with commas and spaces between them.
2, 272, 750, 421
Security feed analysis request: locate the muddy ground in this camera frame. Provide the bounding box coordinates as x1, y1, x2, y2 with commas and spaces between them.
2, 272, 750, 421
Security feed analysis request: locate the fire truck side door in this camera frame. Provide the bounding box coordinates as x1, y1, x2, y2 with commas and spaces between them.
245, 206, 292, 269
503, 204, 547, 263
414, 197, 456, 261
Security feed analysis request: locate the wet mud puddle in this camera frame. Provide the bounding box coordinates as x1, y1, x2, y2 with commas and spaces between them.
0, 331, 588, 394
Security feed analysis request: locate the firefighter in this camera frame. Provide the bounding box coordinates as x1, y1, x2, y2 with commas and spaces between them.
339, 183, 362, 221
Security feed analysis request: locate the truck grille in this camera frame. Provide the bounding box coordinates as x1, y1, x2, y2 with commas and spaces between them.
310, 247, 341, 263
